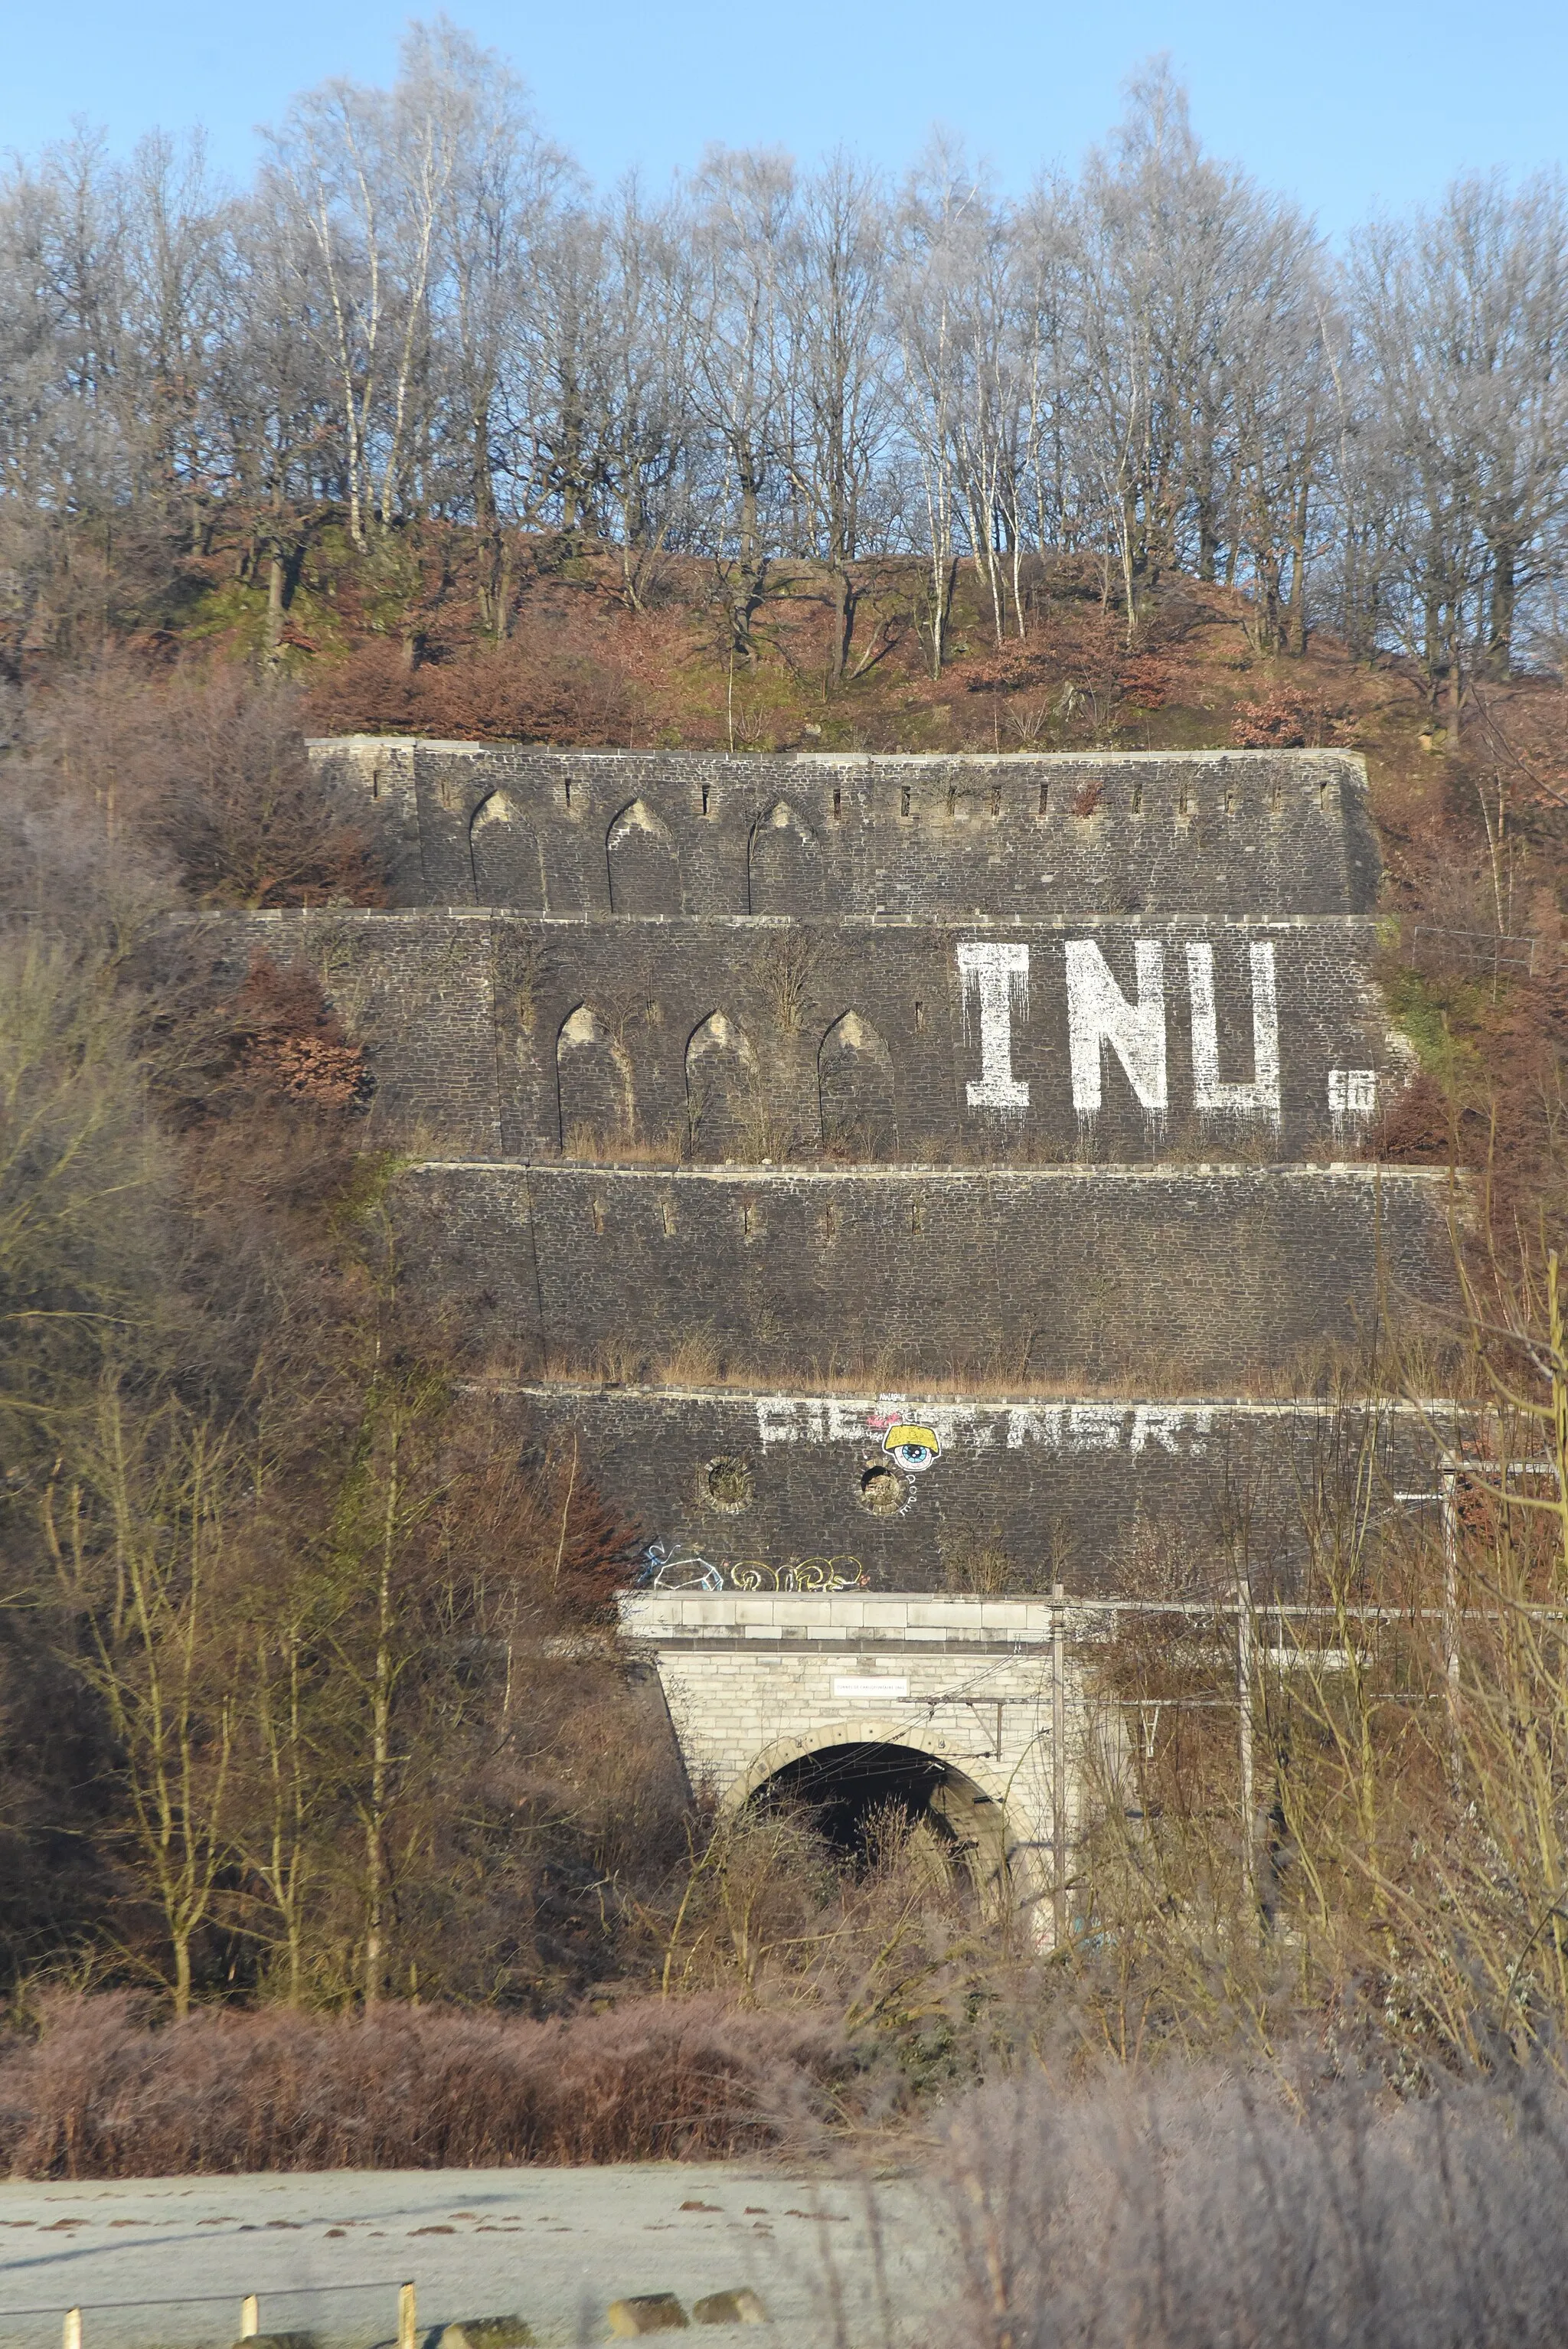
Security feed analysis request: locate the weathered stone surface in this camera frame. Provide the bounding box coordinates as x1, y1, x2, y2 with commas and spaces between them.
309, 741, 1380, 920
606, 2296, 690, 2337
428, 2320, 536, 2349
691, 2289, 768, 2324
183, 907, 1403, 1166
400, 1161, 1456, 1390
488, 1387, 1457, 1597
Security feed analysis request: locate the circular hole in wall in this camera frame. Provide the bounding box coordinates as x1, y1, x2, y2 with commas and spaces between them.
858, 1462, 906, 1517
704, 1455, 755, 1513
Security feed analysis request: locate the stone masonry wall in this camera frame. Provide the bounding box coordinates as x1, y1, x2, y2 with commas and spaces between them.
309, 740, 1380, 919
400, 1161, 1456, 1389
498, 1387, 1453, 1598
191, 907, 1403, 1163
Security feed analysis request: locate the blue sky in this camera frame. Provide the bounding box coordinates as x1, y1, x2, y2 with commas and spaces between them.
2, 0, 1563, 232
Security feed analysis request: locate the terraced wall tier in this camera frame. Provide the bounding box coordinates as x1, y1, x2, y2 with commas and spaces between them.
309, 740, 1380, 919
183, 909, 1402, 1165
485, 1386, 1457, 1596
398, 1162, 1457, 1389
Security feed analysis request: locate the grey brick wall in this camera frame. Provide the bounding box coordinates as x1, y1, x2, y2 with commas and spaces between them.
399, 1161, 1457, 1389
309, 740, 1380, 919
488, 1385, 1455, 1597
182, 907, 1403, 1165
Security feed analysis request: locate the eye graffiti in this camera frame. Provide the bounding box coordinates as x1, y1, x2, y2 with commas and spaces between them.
881, 1421, 942, 1472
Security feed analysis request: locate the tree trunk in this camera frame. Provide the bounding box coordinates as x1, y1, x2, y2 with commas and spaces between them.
364, 1455, 398, 2013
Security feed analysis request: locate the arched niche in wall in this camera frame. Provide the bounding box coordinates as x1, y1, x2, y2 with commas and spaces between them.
748, 799, 823, 914
557, 1005, 635, 1156
470, 789, 547, 909
818, 1011, 896, 1159
607, 798, 683, 914
685, 1010, 759, 1161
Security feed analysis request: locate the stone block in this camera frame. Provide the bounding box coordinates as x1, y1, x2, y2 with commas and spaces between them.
692, 2291, 769, 2325
607, 2298, 690, 2337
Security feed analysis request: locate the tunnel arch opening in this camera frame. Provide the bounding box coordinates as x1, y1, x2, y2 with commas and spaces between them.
743, 1738, 1011, 1911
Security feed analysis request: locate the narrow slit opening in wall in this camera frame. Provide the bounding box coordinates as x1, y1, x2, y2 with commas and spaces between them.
822, 1204, 836, 1240
832, 782, 842, 822
662, 1197, 676, 1236
1132, 779, 1142, 814
701, 783, 711, 815
946, 783, 958, 817
1318, 777, 1329, 808
910, 1200, 924, 1234
742, 1201, 753, 1237
900, 784, 912, 818
914, 1000, 926, 1031
591, 1197, 605, 1235
1038, 780, 1049, 817
990, 783, 1002, 818
1223, 781, 1233, 814
563, 778, 573, 810
1179, 779, 1190, 815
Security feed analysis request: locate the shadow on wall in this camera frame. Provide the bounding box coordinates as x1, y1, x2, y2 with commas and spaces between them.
749, 800, 822, 913
819, 1011, 895, 1158
608, 799, 683, 913
471, 789, 547, 908
558, 1005, 635, 1154
686, 1011, 759, 1159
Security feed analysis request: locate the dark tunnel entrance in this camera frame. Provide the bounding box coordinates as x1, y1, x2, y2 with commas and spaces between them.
746, 1740, 1010, 1909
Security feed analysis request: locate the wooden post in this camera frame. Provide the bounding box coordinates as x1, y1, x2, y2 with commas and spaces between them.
1442, 1465, 1462, 1775
64, 2314, 83, 2349
398, 2281, 417, 2349
240, 2295, 260, 2340
1236, 1573, 1256, 1906
1051, 1580, 1067, 1949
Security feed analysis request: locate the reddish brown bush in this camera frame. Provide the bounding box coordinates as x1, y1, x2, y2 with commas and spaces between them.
0, 1993, 846, 2176
1118, 654, 1170, 709
1363, 1070, 1455, 1163
230, 954, 369, 1109
1230, 685, 1334, 748
305, 634, 634, 746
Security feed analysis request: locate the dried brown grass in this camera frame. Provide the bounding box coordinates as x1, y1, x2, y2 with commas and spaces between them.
926, 2064, 1568, 2349
0, 1991, 844, 2177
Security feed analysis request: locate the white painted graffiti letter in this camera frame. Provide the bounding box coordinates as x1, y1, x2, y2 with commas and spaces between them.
956, 942, 1031, 1113
1065, 939, 1167, 1119
1328, 1067, 1378, 1139
1187, 941, 1281, 1122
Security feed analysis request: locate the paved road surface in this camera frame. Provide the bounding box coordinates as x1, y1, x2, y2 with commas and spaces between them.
0, 2162, 940, 2349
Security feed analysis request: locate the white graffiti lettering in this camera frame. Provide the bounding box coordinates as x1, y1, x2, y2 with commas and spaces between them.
957, 940, 1031, 1112
1065, 939, 1168, 1119
1328, 1067, 1378, 1139
756, 1398, 1210, 1457
1187, 942, 1281, 1122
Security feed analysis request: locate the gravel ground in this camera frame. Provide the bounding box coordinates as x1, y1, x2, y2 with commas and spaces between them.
0, 2162, 940, 2349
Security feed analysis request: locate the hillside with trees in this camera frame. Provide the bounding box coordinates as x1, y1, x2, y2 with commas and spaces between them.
2, 29, 1568, 2185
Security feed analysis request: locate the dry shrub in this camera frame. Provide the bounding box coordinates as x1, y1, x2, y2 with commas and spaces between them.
1230, 684, 1339, 748
304, 632, 634, 745
928, 2066, 1568, 2349
1118, 652, 1170, 708
25, 656, 390, 907
1364, 1068, 1455, 1161
0, 1991, 844, 2177
231, 954, 370, 1109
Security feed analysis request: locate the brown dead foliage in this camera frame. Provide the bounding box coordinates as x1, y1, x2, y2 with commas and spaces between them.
0, 1991, 844, 2174
304, 630, 635, 746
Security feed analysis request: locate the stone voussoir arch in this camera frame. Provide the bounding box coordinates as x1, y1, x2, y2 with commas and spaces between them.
724, 1717, 1018, 1821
